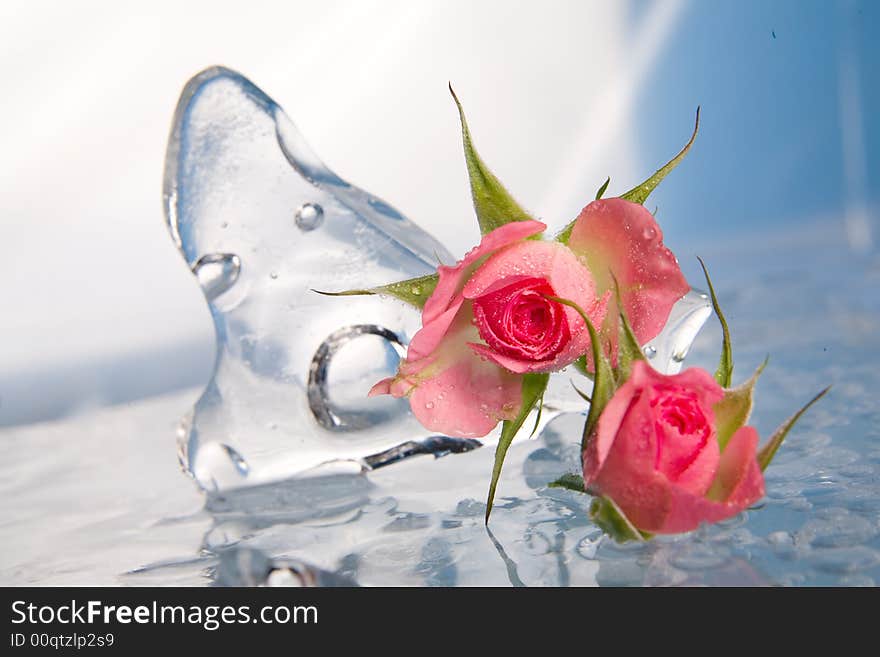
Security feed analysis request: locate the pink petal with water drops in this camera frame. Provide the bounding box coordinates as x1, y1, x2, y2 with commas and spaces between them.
408, 348, 523, 438
463, 240, 607, 371
657, 426, 764, 533
567, 198, 688, 345
423, 220, 546, 325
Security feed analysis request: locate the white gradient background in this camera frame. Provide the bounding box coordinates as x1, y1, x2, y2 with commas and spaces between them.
0, 0, 875, 425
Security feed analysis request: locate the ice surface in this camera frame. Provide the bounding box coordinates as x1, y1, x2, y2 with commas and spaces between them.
164, 67, 711, 492
1, 220, 877, 586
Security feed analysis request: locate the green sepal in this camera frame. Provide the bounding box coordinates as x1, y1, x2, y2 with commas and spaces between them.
572, 354, 590, 378
610, 274, 645, 384
619, 107, 700, 205
529, 392, 545, 438
313, 272, 439, 310
713, 358, 767, 451
570, 380, 592, 403
449, 84, 536, 236
548, 297, 615, 451
590, 496, 651, 543
697, 256, 733, 388
757, 386, 831, 471
548, 473, 586, 493
555, 221, 575, 244
554, 176, 611, 244
485, 372, 550, 524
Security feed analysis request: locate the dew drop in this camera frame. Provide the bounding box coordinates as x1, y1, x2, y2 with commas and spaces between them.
643, 345, 657, 358
295, 202, 324, 231
425, 401, 435, 409
672, 349, 688, 363
411, 286, 421, 296
270, 271, 279, 280
642, 226, 656, 240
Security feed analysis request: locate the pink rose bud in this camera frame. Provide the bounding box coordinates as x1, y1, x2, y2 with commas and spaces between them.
583, 360, 765, 534
370, 220, 608, 438
567, 198, 689, 357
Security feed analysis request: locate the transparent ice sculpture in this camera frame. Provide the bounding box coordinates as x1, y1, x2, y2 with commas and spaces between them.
164, 67, 711, 493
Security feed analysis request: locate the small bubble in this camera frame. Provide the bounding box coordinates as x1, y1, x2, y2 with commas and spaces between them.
671, 350, 688, 363
220, 221, 229, 229
270, 271, 279, 279
576, 528, 605, 560
295, 203, 324, 231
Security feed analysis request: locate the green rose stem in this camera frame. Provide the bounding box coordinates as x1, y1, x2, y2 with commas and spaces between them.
547, 297, 615, 452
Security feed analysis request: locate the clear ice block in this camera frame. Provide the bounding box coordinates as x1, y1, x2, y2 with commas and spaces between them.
164, 67, 711, 492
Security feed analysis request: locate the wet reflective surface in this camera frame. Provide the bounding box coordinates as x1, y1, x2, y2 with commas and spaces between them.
1, 223, 877, 586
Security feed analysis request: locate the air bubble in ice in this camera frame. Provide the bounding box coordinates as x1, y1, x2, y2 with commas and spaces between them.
192, 253, 241, 300
295, 203, 324, 231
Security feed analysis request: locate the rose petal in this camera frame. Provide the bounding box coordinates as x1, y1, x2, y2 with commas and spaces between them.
408, 349, 522, 438
584, 362, 723, 486
368, 378, 392, 396
464, 240, 607, 371
423, 220, 546, 325
642, 426, 765, 534
706, 425, 765, 505
583, 361, 735, 532
376, 302, 523, 437
407, 299, 465, 361
567, 198, 689, 345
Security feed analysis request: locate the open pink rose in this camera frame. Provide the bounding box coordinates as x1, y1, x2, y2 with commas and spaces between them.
567, 198, 689, 355
583, 360, 765, 534
370, 220, 608, 438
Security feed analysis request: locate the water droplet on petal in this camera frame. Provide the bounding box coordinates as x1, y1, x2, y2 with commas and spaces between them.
425, 401, 435, 409
643, 345, 657, 358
